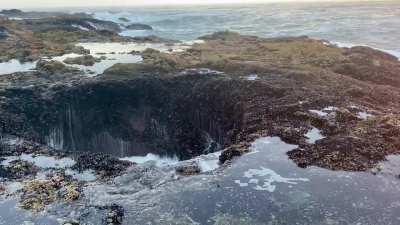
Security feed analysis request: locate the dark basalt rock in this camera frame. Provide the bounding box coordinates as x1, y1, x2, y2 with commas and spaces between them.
175, 162, 201, 175
1, 32, 400, 172
96, 204, 124, 225
72, 153, 133, 178
125, 23, 153, 30
219, 144, 249, 164
118, 17, 130, 23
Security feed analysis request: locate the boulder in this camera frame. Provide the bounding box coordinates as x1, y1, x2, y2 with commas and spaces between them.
219, 145, 249, 164
36, 60, 79, 74
118, 17, 130, 22
175, 162, 201, 175
125, 23, 153, 30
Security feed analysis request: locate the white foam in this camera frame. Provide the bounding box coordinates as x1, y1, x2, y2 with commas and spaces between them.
332, 41, 400, 60
196, 151, 222, 172
236, 166, 309, 192
72, 24, 90, 31
121, 153, 179, 167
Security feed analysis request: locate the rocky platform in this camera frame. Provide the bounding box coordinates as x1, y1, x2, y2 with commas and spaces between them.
0, 17, 400, 223
0, 10, 163, 63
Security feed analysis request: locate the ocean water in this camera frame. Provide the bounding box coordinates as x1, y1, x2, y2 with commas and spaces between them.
83, 1, 400, 55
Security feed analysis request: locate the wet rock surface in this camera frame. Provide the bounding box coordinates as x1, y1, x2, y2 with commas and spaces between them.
72, 153, 133, 178
125, 23, 153, 30
1, 12, 400, 224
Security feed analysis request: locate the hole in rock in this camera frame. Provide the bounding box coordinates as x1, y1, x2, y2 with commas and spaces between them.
25, 78, 244, 161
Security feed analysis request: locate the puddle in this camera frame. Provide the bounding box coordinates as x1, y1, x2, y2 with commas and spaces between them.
49, 42, 194, 76
0, 41, 196, 77
51, 52, 142, 76
1, 154, 76, 169
65, 169, 97, 182
0, 60, 37, 76
305, 126, 325, 144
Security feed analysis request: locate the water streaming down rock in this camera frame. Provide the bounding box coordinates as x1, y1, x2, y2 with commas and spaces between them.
38, 76, 237, 158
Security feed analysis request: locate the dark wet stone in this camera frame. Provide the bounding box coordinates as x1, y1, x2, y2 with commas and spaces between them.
72, 153, 133, 178
125, 23, 153, 30
219, 145, 249, 164
175, 162, 201, 175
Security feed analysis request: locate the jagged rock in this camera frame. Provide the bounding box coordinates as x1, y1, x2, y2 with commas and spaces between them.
175, 162, 201, 175
72, 153, 133, 178
36, 60, 80, 74
219, 145, 250, 164
118, 17, 130, 22
125, 23, 153, 30
2, 32, 400, 171
63, 221, 80, 225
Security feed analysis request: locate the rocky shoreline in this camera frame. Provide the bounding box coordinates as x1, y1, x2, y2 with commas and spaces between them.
1, 9, 400, 225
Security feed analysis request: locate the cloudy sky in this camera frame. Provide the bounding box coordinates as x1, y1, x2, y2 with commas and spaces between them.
0, 0, 380, 9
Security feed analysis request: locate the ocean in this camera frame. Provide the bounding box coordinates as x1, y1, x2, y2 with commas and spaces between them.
78, 1, 400, 54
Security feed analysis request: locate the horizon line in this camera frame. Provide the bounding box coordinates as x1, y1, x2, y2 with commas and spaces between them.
1, 0, 397, 11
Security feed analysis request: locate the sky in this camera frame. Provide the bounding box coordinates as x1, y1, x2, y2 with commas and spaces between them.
0, 0, 382, 9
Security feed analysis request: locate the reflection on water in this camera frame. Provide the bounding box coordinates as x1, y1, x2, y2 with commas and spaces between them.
0, 60, 36, 76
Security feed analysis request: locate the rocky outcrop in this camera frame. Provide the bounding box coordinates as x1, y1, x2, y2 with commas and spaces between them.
36, 60, 81, 74
125, 23, 153, 30
1, 31, 400, 171
0, 13, 133, 62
